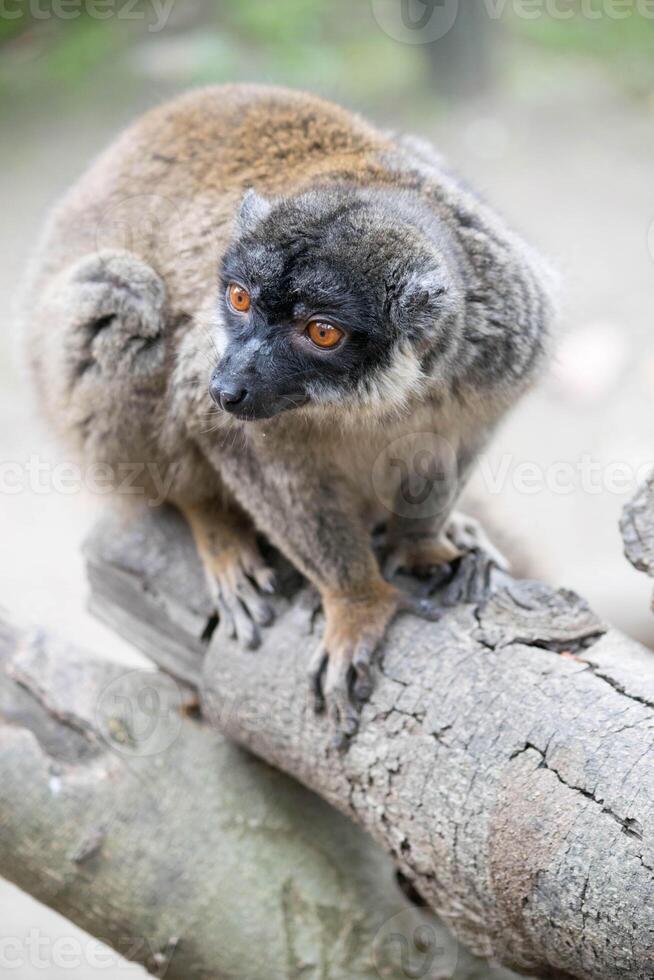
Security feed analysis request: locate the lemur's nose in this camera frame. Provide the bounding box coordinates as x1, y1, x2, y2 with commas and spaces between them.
210, 377, 248, 412
220, 387, 247, 412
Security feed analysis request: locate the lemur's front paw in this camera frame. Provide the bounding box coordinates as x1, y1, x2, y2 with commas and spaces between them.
309, 582, 441, 748
206, 540, 277, 650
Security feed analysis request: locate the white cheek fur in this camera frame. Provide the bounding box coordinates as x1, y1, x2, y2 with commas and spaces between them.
356, 346, 425, 417
303, 345, 426, 428
213, 316, 229, 358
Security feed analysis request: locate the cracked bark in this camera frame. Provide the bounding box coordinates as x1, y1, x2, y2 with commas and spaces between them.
1, 614, 511, 980
82, 505, 654, 980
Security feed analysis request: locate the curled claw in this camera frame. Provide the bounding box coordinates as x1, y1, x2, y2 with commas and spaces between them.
309, 645, 328, 714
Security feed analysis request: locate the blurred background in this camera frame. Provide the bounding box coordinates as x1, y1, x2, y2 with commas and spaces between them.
1, 1, 654, 976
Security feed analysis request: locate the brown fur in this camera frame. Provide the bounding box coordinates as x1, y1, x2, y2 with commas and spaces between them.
19, 84, 553, 732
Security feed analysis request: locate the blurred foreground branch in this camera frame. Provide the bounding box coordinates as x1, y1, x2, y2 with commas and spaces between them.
83, 505, 654, 980
0, 609, 490, 980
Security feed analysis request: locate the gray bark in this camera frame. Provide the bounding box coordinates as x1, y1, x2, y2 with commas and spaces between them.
83, 505, 654, 980
0, 592, 524, 980
1, 609, 510, 980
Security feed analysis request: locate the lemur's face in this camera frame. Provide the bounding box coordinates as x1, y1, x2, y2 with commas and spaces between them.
211, 187, 461, 422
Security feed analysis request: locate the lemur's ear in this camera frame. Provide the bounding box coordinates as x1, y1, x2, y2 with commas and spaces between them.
392, 265, 451, 333
392, 233, 466, 334
236, 189, 272, 234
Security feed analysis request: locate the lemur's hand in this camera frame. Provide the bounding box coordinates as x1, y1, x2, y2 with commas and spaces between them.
309, 580, 441, 747
384, 512, 509, 604
204, 538, 277, 649
183, 502, 277, 650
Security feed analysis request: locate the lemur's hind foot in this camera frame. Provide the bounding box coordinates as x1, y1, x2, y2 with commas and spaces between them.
384, 512, 509, 606
435, 512, 509, 606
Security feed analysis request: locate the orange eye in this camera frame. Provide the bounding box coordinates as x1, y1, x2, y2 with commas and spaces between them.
306, 320, 344, 350
227, 283, 251, 313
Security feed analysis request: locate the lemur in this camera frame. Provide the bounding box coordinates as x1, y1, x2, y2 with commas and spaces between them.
19, 85, 554, 737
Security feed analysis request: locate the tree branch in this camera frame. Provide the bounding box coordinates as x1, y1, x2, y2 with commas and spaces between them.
84, 505, 654, 980
1, 607, 485, 980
